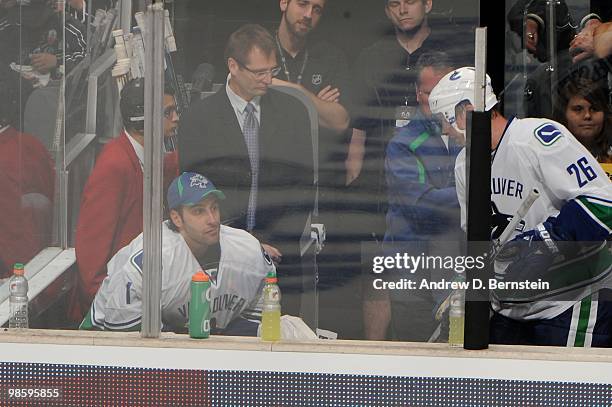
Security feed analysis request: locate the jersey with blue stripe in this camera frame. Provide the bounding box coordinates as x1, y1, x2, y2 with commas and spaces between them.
82, 222, 274, 332
455, 117, 612, 320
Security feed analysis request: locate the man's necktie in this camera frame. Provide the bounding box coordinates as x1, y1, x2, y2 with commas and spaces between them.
243, 103, 259, 231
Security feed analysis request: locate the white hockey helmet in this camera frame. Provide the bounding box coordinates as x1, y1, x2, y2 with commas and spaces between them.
428, 67, 498, 128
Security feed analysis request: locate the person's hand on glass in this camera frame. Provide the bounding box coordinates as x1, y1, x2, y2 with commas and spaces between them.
570, 19, 601, 63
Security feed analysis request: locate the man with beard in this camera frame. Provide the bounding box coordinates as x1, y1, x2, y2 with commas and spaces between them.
347, 0, 473, 340
80, 172, 275, 335
271, 0, 357, 336
272, 0, 349, 134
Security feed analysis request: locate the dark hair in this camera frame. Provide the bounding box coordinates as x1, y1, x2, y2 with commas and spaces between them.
415, 51, 454, 78
556, 77, 612, 161
120, 78, 176, 133
224, 24, 276, 65
167, 207, 183, 233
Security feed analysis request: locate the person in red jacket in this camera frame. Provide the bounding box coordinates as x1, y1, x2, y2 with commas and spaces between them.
70, 78, 179, 322
0, 80, 54, 277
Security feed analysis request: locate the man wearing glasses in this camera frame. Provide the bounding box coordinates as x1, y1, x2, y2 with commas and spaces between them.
70, 78, 179, 323
179, 24, 314, 317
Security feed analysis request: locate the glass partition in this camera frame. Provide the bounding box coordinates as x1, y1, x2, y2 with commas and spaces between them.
0, 0, 485, 342
172, 0, 479, 342
13, 0, 610, 350
0, 0, 68, 327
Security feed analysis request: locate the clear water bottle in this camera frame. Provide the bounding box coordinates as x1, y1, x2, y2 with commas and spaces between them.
9, 263, 28, 329
448, 290, 464, 347
261, 272, 281, 341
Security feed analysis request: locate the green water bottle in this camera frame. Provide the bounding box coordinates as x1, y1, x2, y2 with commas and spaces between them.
189, 270, 211, 338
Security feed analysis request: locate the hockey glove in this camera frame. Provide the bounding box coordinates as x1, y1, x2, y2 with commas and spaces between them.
494, 218, 574, 285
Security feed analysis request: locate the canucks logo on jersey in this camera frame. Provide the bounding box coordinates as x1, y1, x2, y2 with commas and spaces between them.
130, 251, 144, 274
534, 123, 563, 146
205, 268, 219, 286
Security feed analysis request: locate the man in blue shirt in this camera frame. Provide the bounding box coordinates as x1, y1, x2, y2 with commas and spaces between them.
367, 51, 464, 342
385, 51, 463, 245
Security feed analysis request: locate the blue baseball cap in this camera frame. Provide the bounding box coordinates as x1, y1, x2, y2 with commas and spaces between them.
167, 172, 225, 210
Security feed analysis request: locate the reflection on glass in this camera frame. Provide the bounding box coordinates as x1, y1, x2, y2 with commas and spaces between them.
0, 0, 57, 278
1, 0, 482, 341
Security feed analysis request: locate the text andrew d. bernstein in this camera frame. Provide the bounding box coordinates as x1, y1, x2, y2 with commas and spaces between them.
372, 278, 550, 291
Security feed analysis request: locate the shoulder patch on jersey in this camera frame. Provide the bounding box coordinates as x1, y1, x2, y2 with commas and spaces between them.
130, 250, 144, 274
261, 246, 273, 266
534, 123, 563, 146
449, 71, 462, 81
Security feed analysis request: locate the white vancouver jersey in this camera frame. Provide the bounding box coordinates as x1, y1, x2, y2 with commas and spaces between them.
455, 117, 612, 320
86, 222, 275, 331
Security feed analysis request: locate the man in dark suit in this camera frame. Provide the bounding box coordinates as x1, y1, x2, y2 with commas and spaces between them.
179, 24, 314, 315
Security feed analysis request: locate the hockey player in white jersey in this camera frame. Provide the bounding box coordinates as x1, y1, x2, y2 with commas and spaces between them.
429, 67, 612, 347
80, 172, 275, 335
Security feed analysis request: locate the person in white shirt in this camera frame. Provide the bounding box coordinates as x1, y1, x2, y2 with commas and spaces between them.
81, 172, 276, 335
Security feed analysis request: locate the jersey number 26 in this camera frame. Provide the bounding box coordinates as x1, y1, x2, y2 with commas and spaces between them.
567, 157, 597, 187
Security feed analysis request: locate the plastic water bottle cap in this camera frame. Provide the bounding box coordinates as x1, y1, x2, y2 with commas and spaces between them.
192, 271, 209, 282
13, 263, 24, 276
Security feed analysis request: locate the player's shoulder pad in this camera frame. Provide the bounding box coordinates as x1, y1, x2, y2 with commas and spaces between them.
533, 122, 564, 147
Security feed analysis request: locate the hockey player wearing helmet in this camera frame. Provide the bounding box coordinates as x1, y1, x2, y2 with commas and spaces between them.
428, 67, 500, 148
429, 67, 612, 347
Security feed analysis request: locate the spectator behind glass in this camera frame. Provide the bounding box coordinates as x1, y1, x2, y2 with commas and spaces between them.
507, 0, 576, 64
556, 78, 612, 163
69, 78, 179, 324
0, 77, 54, 277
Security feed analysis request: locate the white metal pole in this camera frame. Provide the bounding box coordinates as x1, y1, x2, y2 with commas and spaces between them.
141, 2, 165, 338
